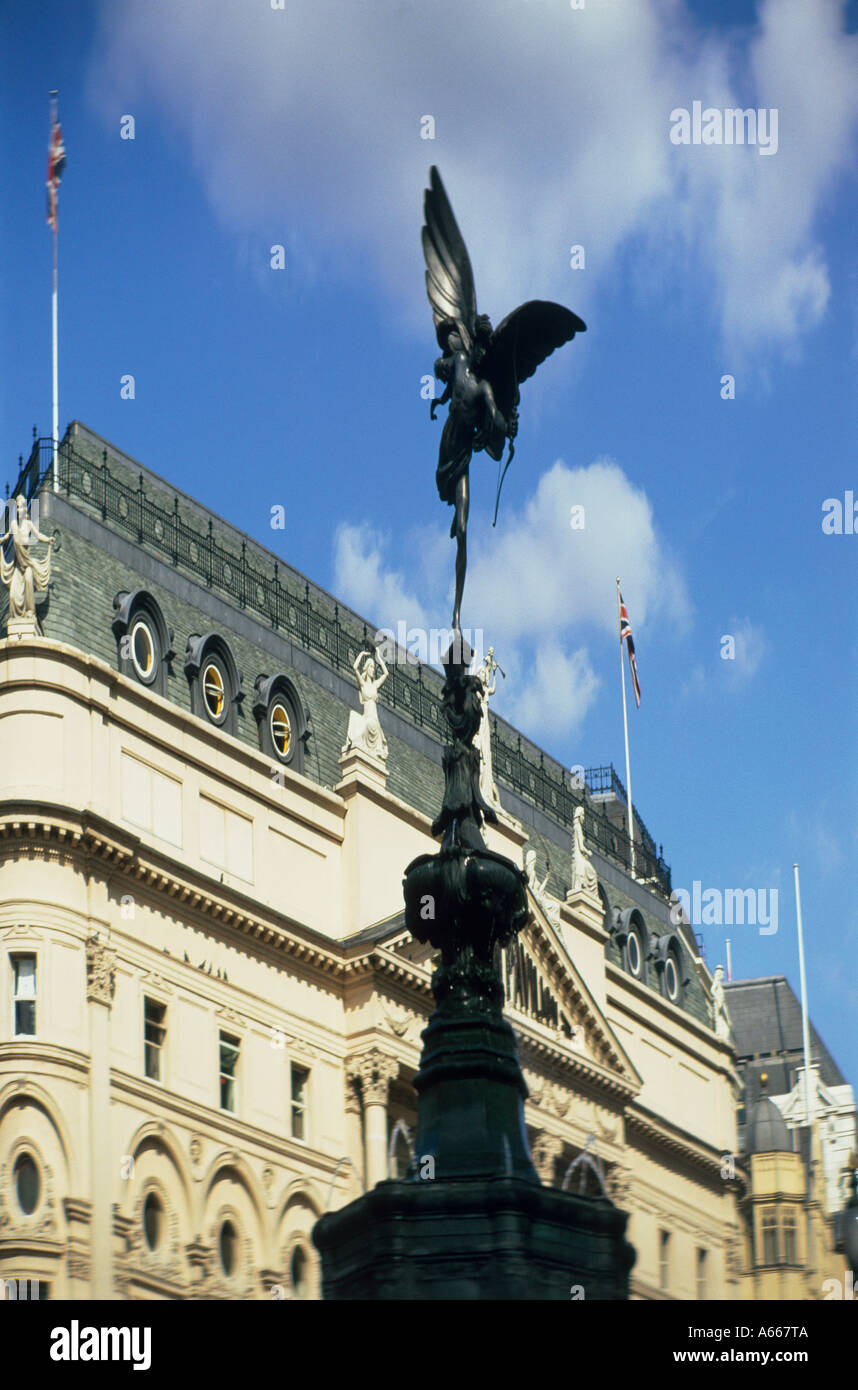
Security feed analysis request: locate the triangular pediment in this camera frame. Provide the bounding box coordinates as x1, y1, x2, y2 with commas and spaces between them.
369, 901, 641, 1098
779, 1070, 840, 1119
503, 894, 642, 1096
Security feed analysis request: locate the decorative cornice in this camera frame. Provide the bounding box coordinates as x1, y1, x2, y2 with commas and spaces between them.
109, 1068, 345, 1174
0, 1042, 90, 1079
606, 960, 739, 1071
517, 1029, 638, 1101
627, 1104, 748, 1189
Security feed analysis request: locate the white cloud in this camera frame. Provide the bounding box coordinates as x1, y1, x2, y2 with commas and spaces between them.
332, 456, 686, 737
506, 640, 601, 739
466, 457, 690, 649
332, 521, 434, 639
88, 0, 858, 357
683, 615, 768, 697
722, 616, 768, 689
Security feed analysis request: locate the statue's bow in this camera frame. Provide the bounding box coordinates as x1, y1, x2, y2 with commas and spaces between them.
492, 315, 519, 528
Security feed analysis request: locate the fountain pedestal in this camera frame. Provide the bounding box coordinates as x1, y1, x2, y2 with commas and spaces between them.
313, 642, 635, 1299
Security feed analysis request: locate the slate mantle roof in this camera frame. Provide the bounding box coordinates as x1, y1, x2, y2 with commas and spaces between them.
5, 421, 713, 1030
724, 975, 846, 1090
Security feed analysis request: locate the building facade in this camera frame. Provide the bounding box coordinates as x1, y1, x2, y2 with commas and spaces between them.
0, 422, 746, 1299
724, 975, 855, 1300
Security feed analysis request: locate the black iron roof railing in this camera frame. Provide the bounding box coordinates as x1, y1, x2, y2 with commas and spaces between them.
585, 763, 661, 862
10, 434, 671, 899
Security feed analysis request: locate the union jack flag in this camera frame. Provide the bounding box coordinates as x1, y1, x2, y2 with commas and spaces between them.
618, 589, 641, 708
46, 100, 66, 232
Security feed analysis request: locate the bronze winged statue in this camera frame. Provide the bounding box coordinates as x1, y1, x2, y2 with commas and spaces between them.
422, 165, 586, 633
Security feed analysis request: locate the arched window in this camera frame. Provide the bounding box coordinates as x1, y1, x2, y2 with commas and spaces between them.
652, 932, 687, 1005
184, 634, 243, 736
289, 1244, 311, 1299
611, 908, 649, 981
14, 1153, 40, 1215
252, 674, 311, 775
112, 590, 174, 696
219, 1219, 239, 1277
142, 1192, 164, 1251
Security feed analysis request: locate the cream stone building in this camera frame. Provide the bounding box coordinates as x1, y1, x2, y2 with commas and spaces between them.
0, 422, 747, 1300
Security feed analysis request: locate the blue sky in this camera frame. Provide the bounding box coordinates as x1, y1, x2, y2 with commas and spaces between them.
2, 0, 857, 1088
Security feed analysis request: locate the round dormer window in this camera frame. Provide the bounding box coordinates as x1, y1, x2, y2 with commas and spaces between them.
270, 701, 292, 761
665, 954, 679, 1001
627, 929, 642, 977
130, 617, 157, 684
202, 660, 227, 724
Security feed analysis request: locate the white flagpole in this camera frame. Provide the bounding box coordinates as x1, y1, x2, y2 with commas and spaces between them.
49, 91, 59, 490
793, 863, 814, 1129
616, 579, 635, 879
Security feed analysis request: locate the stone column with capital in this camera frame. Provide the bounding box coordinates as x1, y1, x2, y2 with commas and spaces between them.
348, 1049, 400, 1190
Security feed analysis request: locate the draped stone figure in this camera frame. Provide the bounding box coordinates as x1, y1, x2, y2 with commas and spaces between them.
711, 965, 733, 1041
1, 496, 55, 638
343, 648, 389, 761
525, 848, 561, 930
570, 805, 599, 897
474, 647, 502, 811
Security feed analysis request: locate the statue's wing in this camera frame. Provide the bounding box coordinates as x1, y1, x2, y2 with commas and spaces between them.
482, 300, 586, 423
422, 166, 477, 352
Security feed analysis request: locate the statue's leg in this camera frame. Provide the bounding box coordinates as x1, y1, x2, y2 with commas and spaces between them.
452, 472, 469, 632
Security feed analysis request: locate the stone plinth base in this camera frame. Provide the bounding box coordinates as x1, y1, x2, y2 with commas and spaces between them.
313, 1175, 634, 1300
563, 886, 605, 931
5, 617, 41, 641
337, 745, 388, 790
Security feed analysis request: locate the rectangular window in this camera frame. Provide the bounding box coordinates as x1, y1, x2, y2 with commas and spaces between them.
200, 796, 253, 882
659, 1230, 670, 1292
12, 956, 36, 1036
761, 1209, 779, 1265
219, 1032, 240, 1112
291, 1064, 309, 1141
696, 1248, 707, 1300
783, 1210, 797, 1264
121, 752, 182, 847
144, 998, 167, 1082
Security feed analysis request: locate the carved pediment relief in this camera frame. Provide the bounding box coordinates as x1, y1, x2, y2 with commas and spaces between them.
505, 909, 641, 1094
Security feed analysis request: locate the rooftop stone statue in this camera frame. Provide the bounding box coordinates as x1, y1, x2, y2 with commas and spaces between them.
1, 495, 56, 638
